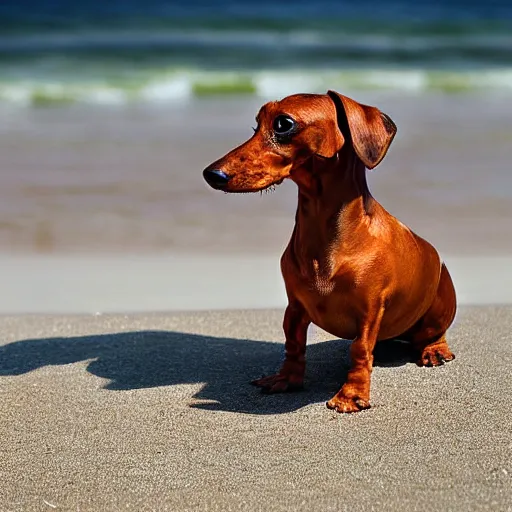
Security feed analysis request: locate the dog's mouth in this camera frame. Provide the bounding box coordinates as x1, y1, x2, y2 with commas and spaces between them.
203, 165, 288, 194
225, 177, 286, 195
257, 177, 285, 194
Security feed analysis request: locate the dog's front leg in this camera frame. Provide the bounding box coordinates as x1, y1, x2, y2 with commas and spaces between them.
252, 301, 311, 393
327, 302, 385, 413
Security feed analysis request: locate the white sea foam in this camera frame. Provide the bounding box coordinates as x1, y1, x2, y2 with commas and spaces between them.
139, 76, 192, 102
1, 69, 512, 108
0, 83, 32, 106
254, 72, 325, 98
83, 87, 127, 105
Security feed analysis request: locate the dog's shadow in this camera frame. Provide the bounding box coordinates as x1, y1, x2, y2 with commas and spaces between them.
0, 329, 413, 414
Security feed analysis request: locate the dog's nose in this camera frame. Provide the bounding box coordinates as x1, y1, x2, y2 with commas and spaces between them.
203, 169, 231, 189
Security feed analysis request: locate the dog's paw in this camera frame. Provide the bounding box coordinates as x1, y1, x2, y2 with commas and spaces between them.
326, 395, 370, 414
251, 373, 304, 394
417, 343, 455, 367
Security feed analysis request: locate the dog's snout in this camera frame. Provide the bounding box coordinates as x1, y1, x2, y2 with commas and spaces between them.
203, 169, 231, 189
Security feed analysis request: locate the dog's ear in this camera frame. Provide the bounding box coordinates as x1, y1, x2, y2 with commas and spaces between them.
327, 90, 397, 169
310, 102, 345, 160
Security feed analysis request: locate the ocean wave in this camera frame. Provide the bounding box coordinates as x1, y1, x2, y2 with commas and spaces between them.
2, 29, 512, 73
1, 69, 512, 107
2, 30, 512, 52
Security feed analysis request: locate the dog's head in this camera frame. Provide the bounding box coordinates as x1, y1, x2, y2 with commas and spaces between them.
203, 91, 397, 193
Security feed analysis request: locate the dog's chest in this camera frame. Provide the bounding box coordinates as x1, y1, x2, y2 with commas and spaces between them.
302, 258, 336, 296
281, 250, 359, 338
283, 249, 337, 294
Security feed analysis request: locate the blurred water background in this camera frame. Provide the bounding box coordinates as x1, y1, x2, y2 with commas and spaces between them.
2, 0, 512, 103
1, 0, 511, 266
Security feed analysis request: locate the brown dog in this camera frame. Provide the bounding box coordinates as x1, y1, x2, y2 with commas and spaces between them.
203, 91, 456, 413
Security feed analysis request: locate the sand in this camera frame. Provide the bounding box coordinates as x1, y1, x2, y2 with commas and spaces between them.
1, 307, 511, 511
1, 91, 512, 511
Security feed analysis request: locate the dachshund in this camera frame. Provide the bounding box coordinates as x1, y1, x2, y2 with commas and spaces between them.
203, 91, 456, 413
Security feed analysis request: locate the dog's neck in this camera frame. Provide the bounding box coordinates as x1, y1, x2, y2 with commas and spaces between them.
290, 146, 378, 267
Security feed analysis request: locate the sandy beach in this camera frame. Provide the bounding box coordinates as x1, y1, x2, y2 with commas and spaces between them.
2, 2, 512, 510
1, 307, 511, 511
1, 91, 512, 512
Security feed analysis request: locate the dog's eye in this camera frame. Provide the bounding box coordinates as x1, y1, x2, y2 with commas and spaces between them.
273, 115, 296, 137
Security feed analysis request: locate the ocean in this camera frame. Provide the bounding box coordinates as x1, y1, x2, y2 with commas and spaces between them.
1, 0, 512, 107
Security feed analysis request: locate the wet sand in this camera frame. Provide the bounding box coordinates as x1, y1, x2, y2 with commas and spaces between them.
1, 92, 512, 256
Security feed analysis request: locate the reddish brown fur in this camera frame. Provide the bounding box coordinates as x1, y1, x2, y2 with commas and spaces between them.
203, 90, 456, 413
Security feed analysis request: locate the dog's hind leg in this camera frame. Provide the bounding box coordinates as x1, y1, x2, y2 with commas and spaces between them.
399, 263, 457, 367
